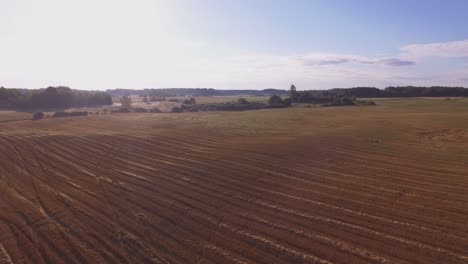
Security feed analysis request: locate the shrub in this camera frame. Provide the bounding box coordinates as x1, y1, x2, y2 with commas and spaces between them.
268, 95, 283, 105
149, 96, 165, 102
267, 95, 292, 108
205, 101, 266, 111
32, 112, 44, 120
120, 95, 132, 109
171, 106, 183, 113
53, 111, 88, 118
237, 98, 248, 104
183, 97, 196, 105
168, 98, 180, 102
133, 107, 148, 113
149, 108, 161, 113
344, 99, 377, 106
358, 100, 376, 106
282, 98, 292, 107
185, 106, 199, 112
112, 108, 131, 113
170, 97, 292, 113
69, 111, 88, 117
321, 96, 358, 107
53, 111, 69, 118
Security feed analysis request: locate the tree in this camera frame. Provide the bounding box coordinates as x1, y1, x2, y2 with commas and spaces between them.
142, 95, 148, 103
120, 95, 132, 109
282, 98, 292, 107
171, 106, 183, 113
32, 112, 44, 120
183, 97, 196, 105
133, 107, 147, 113
237, 98, 248, 105
268, 95, 283, 105
289, 84, 297, 101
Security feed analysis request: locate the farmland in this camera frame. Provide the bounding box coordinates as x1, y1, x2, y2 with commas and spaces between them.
1, 98, 468, 263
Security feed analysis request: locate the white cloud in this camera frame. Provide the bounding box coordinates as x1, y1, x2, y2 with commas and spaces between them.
297, 53, 414, 66
401, 40, 468, 59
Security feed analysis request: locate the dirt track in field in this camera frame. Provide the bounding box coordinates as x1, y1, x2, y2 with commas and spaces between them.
1, 105, 468, 263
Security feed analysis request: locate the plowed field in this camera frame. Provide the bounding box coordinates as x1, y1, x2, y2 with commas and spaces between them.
1, 98, 468, 263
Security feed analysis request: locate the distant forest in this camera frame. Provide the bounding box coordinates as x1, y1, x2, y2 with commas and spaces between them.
108, 86, 468, 98
292, 86, 468, 104
106, 88, 288, 97
0, 86, 112, 110
1, 86, 468, 111
330, 86, 468, 98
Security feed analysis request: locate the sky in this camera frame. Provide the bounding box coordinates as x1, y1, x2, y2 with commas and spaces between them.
2, 0, 468, 90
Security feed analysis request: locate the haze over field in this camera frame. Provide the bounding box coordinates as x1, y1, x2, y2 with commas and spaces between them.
2, 0, 468, 90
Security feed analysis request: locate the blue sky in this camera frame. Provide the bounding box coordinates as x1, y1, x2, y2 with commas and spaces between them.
175, 0, 468, 54
2, 0, 468, 90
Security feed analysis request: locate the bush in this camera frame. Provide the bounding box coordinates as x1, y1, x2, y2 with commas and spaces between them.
237, 98, 248, 104
69, 111, 88, 117
268, 95, 283, 105
171, 97, 292, 113
203, 101, 266, 111
180, 103, 199, 112
112, 108, 131, 113
171, 106, 183, 113
168, 98, 180, 102
358, 100, 376, 106
149, 108, 161, 113
185, 106, 199, 112
120, 95, 132, 109
321, 96, 358, 107
133, 107, 148, 113
53, 111, 68, 118
149, 96, 165, 102
282, 98, 292, 107
32, 112, 44, 120
183, 97, 197, 105
53, 111, 88, 118
267, 95, 292, 108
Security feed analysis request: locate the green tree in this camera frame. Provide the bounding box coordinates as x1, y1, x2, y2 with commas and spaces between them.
120, 95, 132, 109
183, 97, 197, 105
32, 112, 44, 120
268, 95, 283, 105
237, 98, 248, 105
289, 84, 297, 101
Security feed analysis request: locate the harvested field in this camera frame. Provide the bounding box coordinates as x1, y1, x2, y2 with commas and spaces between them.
1, 98, 468, 263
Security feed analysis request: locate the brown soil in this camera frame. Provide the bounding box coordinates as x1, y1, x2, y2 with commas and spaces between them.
0, 106, 468, 264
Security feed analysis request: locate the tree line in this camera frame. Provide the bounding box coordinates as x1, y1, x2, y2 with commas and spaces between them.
0, 86, 112, 110
107, 88, 288, 97
177, 95, 291, 112
289, 85, 468, 104
108, 86, 468, 99
2, 85, 466, 111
